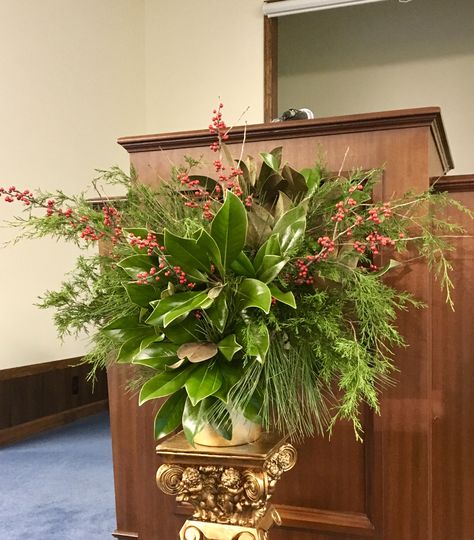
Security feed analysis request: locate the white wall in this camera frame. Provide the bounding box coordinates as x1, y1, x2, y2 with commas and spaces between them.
144, 0, 264, 132
278, 0, 474, 174
0, 0, 265, 369
0, 0, 146, 368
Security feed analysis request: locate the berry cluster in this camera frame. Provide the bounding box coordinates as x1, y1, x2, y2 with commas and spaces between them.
129, 232, 164, 255
1, 186, 32, 206
136, 263, 195, 289
209, 103, 228, 152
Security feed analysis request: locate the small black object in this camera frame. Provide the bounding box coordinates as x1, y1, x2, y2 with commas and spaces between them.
279, 108, 315, 121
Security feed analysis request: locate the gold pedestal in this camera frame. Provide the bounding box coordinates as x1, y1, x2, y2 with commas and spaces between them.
156, 432, 297, 540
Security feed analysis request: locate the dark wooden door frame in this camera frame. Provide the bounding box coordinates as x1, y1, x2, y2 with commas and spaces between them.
264, 16, 278, 122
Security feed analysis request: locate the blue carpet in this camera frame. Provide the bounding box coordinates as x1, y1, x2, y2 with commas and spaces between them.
0, 412, 116, 539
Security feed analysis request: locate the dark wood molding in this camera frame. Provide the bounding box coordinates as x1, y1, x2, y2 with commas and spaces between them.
277, 505, 376, 536
264, 16, 278, 122
0, 356, 82, 381
112, 530, 139, 540
118, 107, 454, 172
432, 174, 474, 193
0, 399, 108, 446
0, 358, 108, 445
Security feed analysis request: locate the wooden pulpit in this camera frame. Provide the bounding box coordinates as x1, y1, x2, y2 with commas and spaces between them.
107, 108, 474, 540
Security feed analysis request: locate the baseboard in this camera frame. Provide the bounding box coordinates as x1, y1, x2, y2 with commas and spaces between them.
0, 399, 109, 446
112, 530, 139, 539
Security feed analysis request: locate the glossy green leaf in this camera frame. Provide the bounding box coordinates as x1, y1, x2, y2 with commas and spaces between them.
102, 314, 154, 342
139, 365, 196, 404
116, 335, 143, 363
253, 234, 281, 273
140, 334, 165, 350
205, 293, 228, 334
247, 206, 273, 249
117, 254, 160, 279
243, 390, 264, 423
185, 361, 223, 406
272, 206, 306, 254
259, 147, 282, 177
213, 362, 242, 403
301, 165, 324, 195
268, 284, 296, 308
257, 255, 287, 284
372, 259, 402, 277
274, 191, 294, 222
164, 229, 210, 274
281, 164, 308, 198
164, 316, 204, 344
237, 278, 272, 314
196, 229, 224, 277
154, 389, 187, 440
182, 397, 207, 445
246, 323, 270, 363
124, 282, 161, 308
211, 191, 247, 268
146, 291, 209, 327
217, 334, 242, 361
230, 251, 256, 278
134, 342, 179, 362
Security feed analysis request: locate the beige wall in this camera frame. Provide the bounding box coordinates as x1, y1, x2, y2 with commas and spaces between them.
0, 0, 146, 368
144, 0, 264, 133
278, 0, 474, 174
0, 0, 264, 369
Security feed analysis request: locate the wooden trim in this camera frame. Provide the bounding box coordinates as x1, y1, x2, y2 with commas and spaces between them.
277, 505, 376, 536
117, 107, 454, 171
264, 16, 278, 122
432, 174, 474, 193
0, 357, 83, 381
112, 530, 139, 539
0, 399, 108, 446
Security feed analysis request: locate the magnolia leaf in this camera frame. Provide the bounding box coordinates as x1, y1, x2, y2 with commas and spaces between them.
154, 389, 187, 440
259, 147, 283, 179
205, 293, 228, 334
140, 334, 165, 350
247, 208, 272, 249
116, 335, 143, 363
268, 284, 296, 308
246, 323, 270, 363
182, 397, 207, 445
253, 234, 281, 273
281, 164, 308, 198
274, 191, 294, 222
211, 191, 248, 268
243, 389, 264, 423
164, 316, 204, 344
196, 229, 224, 277
102, 315, 154, 342
272, 206, 306, 254
139, 365, 196, 404
117, 254, 160, 279
185, 361, 223, 406
208, 286, 224, 299
164, 229, 210, 274
230, 251, 256, 278
146, 291, 209, 327
124, 282, 161, 308
177, 342, 218, 363
167, 358, 186, 370
187, 175, 219, 192
217, 334, 242, 361
161, 282, 175, 299
133, 342, 180, 368
257, 255, 288, 284
237, 278, 272, 314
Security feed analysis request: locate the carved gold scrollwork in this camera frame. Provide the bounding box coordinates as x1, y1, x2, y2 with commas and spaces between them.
156, 464, 184, 495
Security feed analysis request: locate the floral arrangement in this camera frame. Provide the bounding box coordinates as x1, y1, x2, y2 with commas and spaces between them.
2, 104, 471, 443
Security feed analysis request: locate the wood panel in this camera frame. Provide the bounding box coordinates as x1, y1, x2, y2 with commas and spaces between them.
431, 176, 474, 540
109, 109, 473, 540
0, 358, 108, 446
